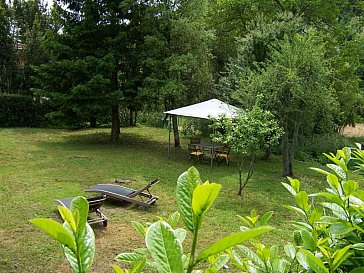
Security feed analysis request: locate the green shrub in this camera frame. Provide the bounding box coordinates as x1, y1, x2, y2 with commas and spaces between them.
0, 93, 51, 127
295, 133, 354, 163
137, 111, 165, 128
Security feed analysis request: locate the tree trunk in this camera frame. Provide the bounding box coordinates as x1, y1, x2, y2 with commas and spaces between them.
90, 116, 96, 128
239, 156, 256, 195
282, 130, 293, 176
261, 146, 271, 160
238, 159, 243, 195
172, 115, 180, 148
111, 105, 120, 142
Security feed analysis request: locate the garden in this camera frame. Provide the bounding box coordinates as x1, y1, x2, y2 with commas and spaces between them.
0, 125, 363, 272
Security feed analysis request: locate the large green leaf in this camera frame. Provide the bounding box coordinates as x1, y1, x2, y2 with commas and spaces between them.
321, 202, 347, 220
236, 245, 264, 269
309, 167, 331, 176
115, 252, 144, 262
284, 243, 296, 260
145, 221, 184, 273
315, 192, 344, 207
58, 206, 77, 232
327, 164, 346, 181
283, 205, 306, 218
176, 167, 200, 232
300, 229, 316, 252
192, 181, 221, 217
130, 257, 147, 273
295, 192, 311, 213
287, 177, 300, 193
349, 267, 364, 273
30, 218, 76, 252
131, 221, 147, 239
70, 196, 89, 233
332, 245, 352, 271
328, 222, 354, 235
296, 249, 329, 273
196, 226, 273, 263
63, 223, 95, 273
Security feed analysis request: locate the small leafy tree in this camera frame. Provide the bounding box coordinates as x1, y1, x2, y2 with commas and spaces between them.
30, 196, 95, 273
113, 166, 273, 272
210, 104, 282, 195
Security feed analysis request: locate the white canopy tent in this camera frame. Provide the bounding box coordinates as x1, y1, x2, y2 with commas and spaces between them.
164, 99, 239, 120
164, 99, 240, 161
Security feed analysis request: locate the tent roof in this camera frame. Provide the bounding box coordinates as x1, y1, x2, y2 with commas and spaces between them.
164, 99, 239, 119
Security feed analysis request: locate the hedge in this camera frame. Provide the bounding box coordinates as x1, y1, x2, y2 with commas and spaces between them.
0, 93, 51, 127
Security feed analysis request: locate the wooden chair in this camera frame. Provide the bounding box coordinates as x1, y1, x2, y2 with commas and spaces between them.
215, 146, 230, 166
188, 144, 204, 162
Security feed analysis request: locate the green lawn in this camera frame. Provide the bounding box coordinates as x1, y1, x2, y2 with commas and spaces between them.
0, 126, 333, 272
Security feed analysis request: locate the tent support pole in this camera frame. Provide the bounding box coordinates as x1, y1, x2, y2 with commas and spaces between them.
168, 115, 171, 159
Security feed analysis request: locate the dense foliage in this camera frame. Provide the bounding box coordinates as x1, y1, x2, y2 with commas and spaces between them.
0, 93, 50, 127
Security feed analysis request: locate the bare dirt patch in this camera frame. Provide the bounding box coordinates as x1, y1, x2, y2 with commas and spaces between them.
341, 123, 364, 137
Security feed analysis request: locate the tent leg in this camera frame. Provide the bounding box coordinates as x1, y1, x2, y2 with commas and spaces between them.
168, 115, 171, 160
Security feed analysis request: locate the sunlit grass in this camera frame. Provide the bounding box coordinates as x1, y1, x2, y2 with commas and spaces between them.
0, 126, 342, 272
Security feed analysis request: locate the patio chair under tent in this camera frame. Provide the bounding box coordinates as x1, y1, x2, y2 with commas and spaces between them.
85, 178, 160, 207
55, 195, 108, 227
164, 99, 239, 167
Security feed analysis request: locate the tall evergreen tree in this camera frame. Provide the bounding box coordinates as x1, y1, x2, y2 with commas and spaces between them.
0, 0, 19, 93
32, 0, 124, 140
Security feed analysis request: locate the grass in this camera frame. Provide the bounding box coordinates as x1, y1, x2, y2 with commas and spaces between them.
0, 126, 341, 272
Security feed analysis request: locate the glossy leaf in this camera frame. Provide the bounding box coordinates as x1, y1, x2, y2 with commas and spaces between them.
236, 245, 265, 269
176, 167, 200, 232
343, 180, 358, 195
300, 229, 316, 252
130, 257, 147, 273
259, 211, 273, 226
284, 243, 296, 260
196, 226, 273, 263
315, 192, 344, 206
145, 221, 183, 273
327, 164, 346, 181
58, 206, 77, 232
115, 252, 144, 262
321, 202, 347, 220
349, 268, 364, 273
192, 181, 221, 217
112, 265, 125, 273
281, 182, 297, 196
309, 167, 331, 176
326, 174, 340, 191
168, 212, 181, 228
332, 245, 352, 270
295, 191, 311, 213
70, 196, 89, 233
63, 222, 95, 273
208, 254, 229, 270
296, 249, 329, 273
174, 228, 187, 244
288, 177, 300, 193
283, 205, 306, 218
29, 218, 76, 251
131, 221, 147, 238
328, 222, 354, 235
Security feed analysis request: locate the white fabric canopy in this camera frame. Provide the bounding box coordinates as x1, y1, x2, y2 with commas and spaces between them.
164, 99, 239, 119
